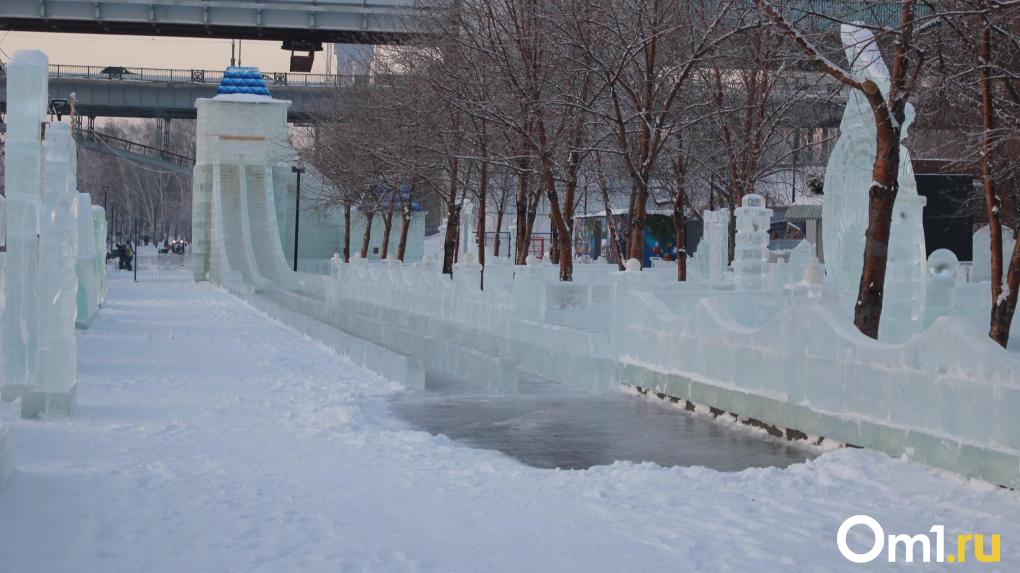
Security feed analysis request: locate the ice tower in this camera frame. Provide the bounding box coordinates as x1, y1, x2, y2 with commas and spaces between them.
191, 67, 296, 288
2, 50, 49, 402
822, 25, 927, 341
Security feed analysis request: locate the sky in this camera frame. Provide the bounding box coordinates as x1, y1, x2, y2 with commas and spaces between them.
0, 31, 336, 74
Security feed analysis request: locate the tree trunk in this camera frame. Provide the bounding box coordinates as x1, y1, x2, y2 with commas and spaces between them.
360, 210, 374, 260
477, 163, 488, 269
853, 83, 902, 339
673, 155, 688, 282
343, 202, 352, 263
442, 205, 460, 276
980, 9, 1010, 347
595, 154, 626, 271
627, 184, 648, 266
493, 207, 505, 258
380, 207, 394, 260
397, 207, 411, 263
549, 226, 560, 264
515, 167, 530, 265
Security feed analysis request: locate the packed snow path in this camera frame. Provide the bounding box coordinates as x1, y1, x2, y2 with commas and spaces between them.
1, 280, 1019, 572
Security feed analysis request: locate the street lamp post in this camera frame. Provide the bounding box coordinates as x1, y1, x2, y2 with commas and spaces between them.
292, 164, 305, 272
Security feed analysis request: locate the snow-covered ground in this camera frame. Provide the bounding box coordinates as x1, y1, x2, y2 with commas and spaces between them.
1, 279, 1018, 572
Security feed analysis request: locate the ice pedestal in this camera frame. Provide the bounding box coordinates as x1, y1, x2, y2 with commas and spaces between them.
734, 194, 772, 291
2, 50, 49, 402
75, 193, 100, 329
822, 25, 927, 338
23, 123, 80, 419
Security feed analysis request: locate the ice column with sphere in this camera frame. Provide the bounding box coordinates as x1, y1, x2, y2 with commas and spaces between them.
703, 208, 730, 284
22, 122, 80, 419
822, 24, 927, 340
1, 50, 49, 402
734, 194, 772, 290
76, 193, 99, 328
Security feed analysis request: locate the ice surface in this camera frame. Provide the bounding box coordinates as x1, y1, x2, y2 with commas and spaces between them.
28, 122, 78, 414
2, 50, 48, 400
393, 372, 811, 471
823, 24, 927, 341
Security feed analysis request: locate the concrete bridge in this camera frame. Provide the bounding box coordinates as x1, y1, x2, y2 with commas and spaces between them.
0, 0, 421, 44
0, 63, 846, 127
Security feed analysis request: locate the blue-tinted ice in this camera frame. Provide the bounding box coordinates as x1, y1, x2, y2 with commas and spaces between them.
392, 373, 814, 471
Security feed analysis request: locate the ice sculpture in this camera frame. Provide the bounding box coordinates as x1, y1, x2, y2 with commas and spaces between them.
93, 206, 108, 307
76, 193, 100, 328
822, 25, 927, 341
2, 50, 49, 402
192, 67, 295, 287
22, 123, 79, 419
702, 208, 730, 284
734, 194, 772, 290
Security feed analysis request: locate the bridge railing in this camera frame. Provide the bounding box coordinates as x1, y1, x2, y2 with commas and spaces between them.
36, 64, 357, 88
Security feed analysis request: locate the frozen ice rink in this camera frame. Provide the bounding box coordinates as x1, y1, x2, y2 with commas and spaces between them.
1, 279, 1018, 572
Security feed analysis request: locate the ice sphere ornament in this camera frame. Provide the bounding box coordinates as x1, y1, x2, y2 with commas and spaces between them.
822, 25, 927, 340
22, 122, 79, 419
2, 50, 49, 402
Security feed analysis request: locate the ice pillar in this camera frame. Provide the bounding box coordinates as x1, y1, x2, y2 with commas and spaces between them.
734, 194, 772, 291
0, 195, 10, 485
703, 208, 730, 284
75, 193, 100, 328
93, 206, 108, 307
22, 122, 80, 419
1, 50, 49, 402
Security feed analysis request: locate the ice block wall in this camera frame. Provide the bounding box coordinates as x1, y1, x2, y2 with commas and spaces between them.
22, 122, 80, 419
1, 50, 49, 402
